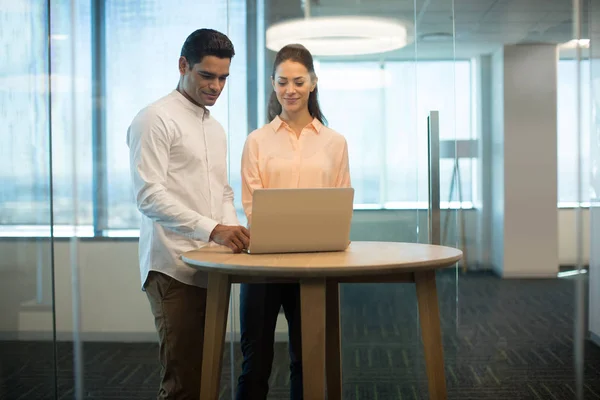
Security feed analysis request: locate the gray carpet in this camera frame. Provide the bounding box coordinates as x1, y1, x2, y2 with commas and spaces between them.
1, 272, 600, 399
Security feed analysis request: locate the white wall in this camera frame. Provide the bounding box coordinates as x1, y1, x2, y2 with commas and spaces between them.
0, 208, 589, 342
489, 44, 559, 278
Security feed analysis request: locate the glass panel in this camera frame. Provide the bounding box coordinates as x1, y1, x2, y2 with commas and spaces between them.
578, 1, 600, 399
104, 0, 242, 230
6, 0, 596, 398
0, 1, 53, 229
589, 0, 600, 397
558, 59, 591, 206
59, 0, 244, 398
50, 2, 94, 231
453, 0, 599, 398
50, 0, 91, 397
245, 0, 459, 398
317, 61, 385, 206
0, 1, 58, 399
414, 1, 461, 398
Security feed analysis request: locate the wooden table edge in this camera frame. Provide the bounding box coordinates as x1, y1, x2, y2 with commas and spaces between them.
181, 254, 462, 278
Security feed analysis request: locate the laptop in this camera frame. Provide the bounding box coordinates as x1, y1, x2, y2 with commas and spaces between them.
244, 187, 354, 254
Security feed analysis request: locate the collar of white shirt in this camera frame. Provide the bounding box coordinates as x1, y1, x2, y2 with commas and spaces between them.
171, 89, 210, 119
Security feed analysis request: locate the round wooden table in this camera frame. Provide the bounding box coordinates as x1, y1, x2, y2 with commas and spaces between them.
182, 241, 462, 400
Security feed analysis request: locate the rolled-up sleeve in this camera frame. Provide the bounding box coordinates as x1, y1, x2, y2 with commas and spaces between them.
127, 108, 218, 242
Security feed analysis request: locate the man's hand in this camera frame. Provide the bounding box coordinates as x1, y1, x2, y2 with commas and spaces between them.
209, 224, 250, 253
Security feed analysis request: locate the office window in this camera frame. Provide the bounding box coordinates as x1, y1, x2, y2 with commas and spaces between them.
50, 1, 94, 227
0, 2, 93, 234
557, 59, 591, 206
105, 0, 247, 229
317, 60, 473, 207
1, 1, 476, 234
0, 3, 50, 227
0, 2, 94, 230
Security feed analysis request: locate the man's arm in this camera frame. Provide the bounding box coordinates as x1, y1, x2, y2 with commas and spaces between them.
221, 184, 239, 226
128, 108, 249, 252
128, 108, 220, 242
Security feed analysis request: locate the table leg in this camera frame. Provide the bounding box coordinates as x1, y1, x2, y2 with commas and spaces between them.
326, 280, 342, 400
200, 272, 231, 400
300, 278, 327, 399
415, 270, 447, 400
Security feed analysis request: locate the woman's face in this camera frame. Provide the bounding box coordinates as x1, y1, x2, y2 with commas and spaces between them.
272, 60, 316, 115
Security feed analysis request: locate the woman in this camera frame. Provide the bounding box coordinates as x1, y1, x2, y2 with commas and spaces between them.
236, 44, 351, 400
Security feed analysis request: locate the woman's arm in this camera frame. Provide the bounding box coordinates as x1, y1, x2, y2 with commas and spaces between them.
241, 135, 264, 225
335, 138, 351, 188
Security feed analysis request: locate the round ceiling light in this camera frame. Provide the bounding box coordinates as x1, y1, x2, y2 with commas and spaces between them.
266, 16, 410, 56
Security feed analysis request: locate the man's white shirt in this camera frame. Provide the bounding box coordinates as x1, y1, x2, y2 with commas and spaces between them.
127, 90, 239, 289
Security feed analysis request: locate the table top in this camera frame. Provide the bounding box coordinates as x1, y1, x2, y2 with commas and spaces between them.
182, 241, 462, 278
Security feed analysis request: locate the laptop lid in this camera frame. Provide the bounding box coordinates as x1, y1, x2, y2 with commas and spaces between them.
247, 187, 354, 254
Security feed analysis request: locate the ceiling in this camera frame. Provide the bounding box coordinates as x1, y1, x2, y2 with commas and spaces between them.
266, 0, 599, 60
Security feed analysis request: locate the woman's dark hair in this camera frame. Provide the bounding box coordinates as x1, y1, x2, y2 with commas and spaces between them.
267, 44, 326, 124
180, 28, 235, 67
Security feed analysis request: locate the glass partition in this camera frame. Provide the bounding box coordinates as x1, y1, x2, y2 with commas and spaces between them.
239, 0, 461, 397
415, 0, 462, 396
589, 0, 600, 356
3, 0, 598, 399
0, 1, 58, 399
584, 0, 600, 398
452, 0, 598, 398
0, 0, 243, 398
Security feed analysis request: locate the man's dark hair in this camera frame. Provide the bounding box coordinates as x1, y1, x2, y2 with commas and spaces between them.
180, 29, 235, 66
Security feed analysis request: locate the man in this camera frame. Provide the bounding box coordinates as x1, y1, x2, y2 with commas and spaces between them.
127, 28, 250, 400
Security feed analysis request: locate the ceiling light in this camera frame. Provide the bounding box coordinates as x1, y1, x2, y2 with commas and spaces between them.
50, 34, 69, 41
266, 16, 410, 56
419, 32, 454, 42
559, 39, 590, 49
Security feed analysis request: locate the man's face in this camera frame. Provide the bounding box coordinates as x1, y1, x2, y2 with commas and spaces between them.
178, 55, 231, 107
